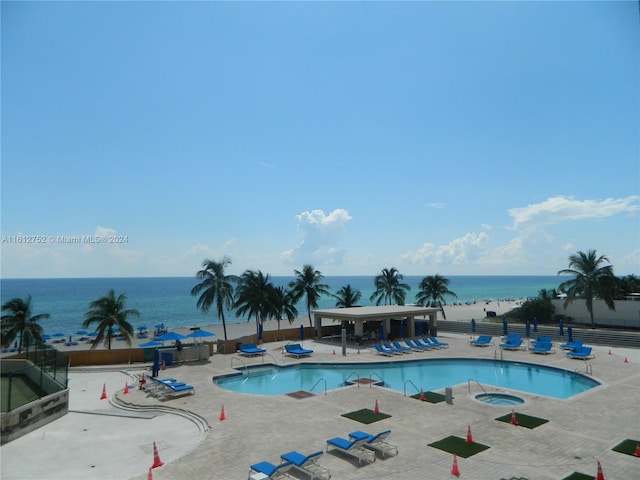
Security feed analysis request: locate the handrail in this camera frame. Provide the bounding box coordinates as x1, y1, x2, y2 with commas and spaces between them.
369, 371, 385, 387
310, 378, 327, 395
262, 352, 278, 365
403, 379, 420, 397
468, 378, 488, 395
575, 363, 593, 376
344, 372, 360, 386
230, 357, 247, 372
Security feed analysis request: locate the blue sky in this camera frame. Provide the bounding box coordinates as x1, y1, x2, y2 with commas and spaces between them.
2, 1, 638, 279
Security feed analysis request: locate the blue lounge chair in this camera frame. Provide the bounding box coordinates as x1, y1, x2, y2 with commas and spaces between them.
280, 451, 330, 480
500, 334, 523, 350
426, 336, 449, 348
470, 335, 493, 347
566, 346, 594, 360
348, 430, 398, 458
404, 339, 428, 351
381, 342, 408, 354
284, 343, 314, 358
238, 343, 266, 357
528, 341, 555, 355
392, 341, 412, 353
560, 339, 583, 350
413, 338, 435, 349
326, 435, 376, 465
373, 344, 396, 356
248, 459, 293, 479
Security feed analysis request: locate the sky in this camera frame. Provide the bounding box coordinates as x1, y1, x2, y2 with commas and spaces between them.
1, 0, 639, 279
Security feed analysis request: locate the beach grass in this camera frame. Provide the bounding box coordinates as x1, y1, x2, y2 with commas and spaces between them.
428, 435, 490, 458
341, 408, 391, 424
612, 438, 640, 456
410, 391, 446, 403
495, 412, 549, 429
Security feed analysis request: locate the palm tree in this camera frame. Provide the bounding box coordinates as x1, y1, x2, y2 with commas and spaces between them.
234, 270, 274, 334
333, 284, 362, 308
191, 256, 238, 343
269, 285, 298, 331
289, 265, 331, 327
82, 289, 140, 349
370, 267, 410, 306
415, 274, 457, 317
558, 250, 617, 327
1, 296, 50, 353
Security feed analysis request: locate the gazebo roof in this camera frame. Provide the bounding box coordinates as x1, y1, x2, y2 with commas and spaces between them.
312, 305, 439, 322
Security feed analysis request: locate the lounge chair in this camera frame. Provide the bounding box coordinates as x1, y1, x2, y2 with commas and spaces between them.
382, 342, 409, 354
559, 339, 583, 350
500, 334, 523, 350
238, 343, 267, 357
280, 451, 330, 480
566, 346, 594, 360
284, 343, 314, 358
145, 376, 195, 397
528, 341, 555, 355
349, 430, 398, 458
426, 336, 449, 348
413, 338, 435, 349
326, 435, 376, 465
373, 344, 396, 356
391, 341, 413, 353
470, 335, 493, 347
404, 339, 430, 351
248, 460, 293, 479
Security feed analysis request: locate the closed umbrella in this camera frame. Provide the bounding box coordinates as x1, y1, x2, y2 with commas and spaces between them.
525, 320, 530, 338
567, 326, 573, 343
399, 321, 404, 339
471, 318, 476, 333
152, 348, 160, 377
299, 324, 304, 342
502, 317, 508, 336
258, 323, 263, 343
379, 323, 384, 341
416, 321, 423, 337
533, 317, 538, 333
559, 320, 564, 337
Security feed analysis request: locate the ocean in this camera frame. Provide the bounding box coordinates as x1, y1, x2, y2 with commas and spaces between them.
1, 275, 561, 335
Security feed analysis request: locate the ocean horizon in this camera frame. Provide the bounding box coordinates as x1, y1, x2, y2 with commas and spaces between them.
0, 275, 563, 336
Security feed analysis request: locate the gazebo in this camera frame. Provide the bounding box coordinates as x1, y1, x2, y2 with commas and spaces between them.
312, 305, 442, 347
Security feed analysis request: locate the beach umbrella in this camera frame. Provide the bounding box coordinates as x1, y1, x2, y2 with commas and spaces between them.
139, 341, 162, 348
76, 330, 89, 335
155, 331, 186, 342
43, 334, 52, 341
379, 322, 384, 341
471, 318, 476, 333
533, 317, 538, 333
525, 320, 530, 338
567, 325, 572, 343
53, 332, 65, 338
155, 323, 165, 329
502, 317, 508, 336
187, 330, 215, 344
299, 324, 304, 342
138, 325, 148, 332
559, 320, 564, 337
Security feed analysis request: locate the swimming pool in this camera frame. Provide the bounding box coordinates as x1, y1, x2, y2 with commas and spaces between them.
213, 358, 599, 399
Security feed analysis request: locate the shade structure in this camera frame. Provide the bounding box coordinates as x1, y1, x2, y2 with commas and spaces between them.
567, 325, 573, 342
139, 341, 162, 348
186, 330, 215, 339
471, 318, 476, 333
502, 317, 508, 336
525, 320, 530, 338
155, 331, 187, 342
533, 317, 538, 333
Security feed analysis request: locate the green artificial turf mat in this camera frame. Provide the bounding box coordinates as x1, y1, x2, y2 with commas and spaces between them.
612, 438, 640, 456
495, 412, 549, 429
428, 435, 490, 458
341, 408, 391, 424
410, 391, 446, 403
560, 473, 594, 480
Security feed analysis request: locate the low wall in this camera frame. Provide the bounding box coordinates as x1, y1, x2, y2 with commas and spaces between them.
66, 348, 144, 367
551, 299, 640, 328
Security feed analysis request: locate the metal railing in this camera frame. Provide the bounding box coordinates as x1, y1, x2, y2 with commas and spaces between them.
467, 378, 488, 395
310, 378, 327, 395
403, 379, 421, 397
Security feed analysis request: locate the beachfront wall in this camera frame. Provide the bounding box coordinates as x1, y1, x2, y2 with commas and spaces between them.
551, 299, 640, 328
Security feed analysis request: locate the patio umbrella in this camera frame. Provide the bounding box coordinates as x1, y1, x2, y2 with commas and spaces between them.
533, 317, 538, 333
155, 331, 186, 342
567, 326, 573, 343
471, 318, 476, 333
559, 320, 564, 337
525, 320, 531, 338
186, 330, 215, 344
139, 341, 162, 348
502, 317, 508, 336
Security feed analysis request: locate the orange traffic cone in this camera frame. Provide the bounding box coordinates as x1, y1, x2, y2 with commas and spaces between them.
152, 441, 164, 468
608, 349, 612, 355
624, 357, 629, 363
374, 399, 380, 414
100, 383, 107, 400
281, 347, 284, 355
451, 454, 460, 477
123, 382, 129, 394
510, 409, 518, 426
595, 460, 605, 480
419, 388, 425, 402
634, 442, 640, 457
219, 405, 226, 421
147, 466, 153, 480
332, 349, 335, 355
466, 425, 473, 443
357, 349, 360, 354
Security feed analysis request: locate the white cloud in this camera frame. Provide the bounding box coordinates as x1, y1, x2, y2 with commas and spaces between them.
508, 195, 639, 230
95, 225, 117, 237
401, 232, 489, 266
281, 209, 352, 266
427, 202, 446, 209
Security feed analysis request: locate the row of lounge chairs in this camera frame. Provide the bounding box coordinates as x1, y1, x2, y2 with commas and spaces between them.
145, 375, 195, 398
372, 337, 449, 356
249, 430, 397, 479
238, 342, 315, 358
468, 334, 595, 360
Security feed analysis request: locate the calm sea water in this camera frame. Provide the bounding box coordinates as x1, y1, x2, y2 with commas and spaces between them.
0, 275, 560, 335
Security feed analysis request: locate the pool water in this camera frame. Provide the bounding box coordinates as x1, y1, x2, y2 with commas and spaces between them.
213, 358, 599, 399
475, 393, 525, 405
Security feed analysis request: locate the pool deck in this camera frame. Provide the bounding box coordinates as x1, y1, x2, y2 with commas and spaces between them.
2, 333, 639, 480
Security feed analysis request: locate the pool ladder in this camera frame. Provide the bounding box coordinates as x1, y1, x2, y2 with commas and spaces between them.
343, 371, 385, 388
310, 378, 327, 395
468, 378, 489, 395
403, 379, 421, 397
